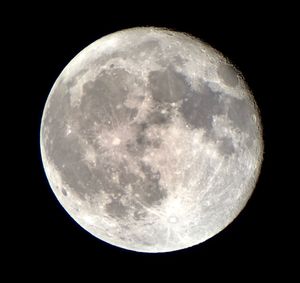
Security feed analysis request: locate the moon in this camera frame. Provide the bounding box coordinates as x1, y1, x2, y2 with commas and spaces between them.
40, 27, 263, 253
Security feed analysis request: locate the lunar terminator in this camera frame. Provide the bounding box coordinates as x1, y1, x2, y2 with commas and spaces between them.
40, 27, 263, 253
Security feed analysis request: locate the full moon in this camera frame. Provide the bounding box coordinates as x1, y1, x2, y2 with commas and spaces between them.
40, 27, 263, 253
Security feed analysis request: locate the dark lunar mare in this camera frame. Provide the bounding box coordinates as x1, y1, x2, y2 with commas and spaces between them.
148, 65, 191, 103
43, 66, 169, 220
104, 160, 166, 220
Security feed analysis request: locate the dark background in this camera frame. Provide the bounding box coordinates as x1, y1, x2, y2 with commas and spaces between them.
9, 2, 295, 278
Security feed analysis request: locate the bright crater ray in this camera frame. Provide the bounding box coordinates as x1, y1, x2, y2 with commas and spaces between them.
40, 27, 263, 253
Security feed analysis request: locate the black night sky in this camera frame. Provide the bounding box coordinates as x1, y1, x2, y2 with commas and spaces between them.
9, 2, 295, 279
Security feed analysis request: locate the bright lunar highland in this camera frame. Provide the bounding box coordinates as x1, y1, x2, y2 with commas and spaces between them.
40, 27, 263, 253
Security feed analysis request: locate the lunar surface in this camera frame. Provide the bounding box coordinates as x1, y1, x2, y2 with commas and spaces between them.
40, 27, 263, 253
